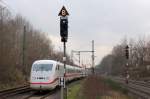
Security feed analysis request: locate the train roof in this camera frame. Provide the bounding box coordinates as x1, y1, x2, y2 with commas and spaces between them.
32, 60, 83, 69
33, 60, 57, 64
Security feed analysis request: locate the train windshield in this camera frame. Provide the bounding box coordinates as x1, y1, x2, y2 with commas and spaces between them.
32, 64, 53, 71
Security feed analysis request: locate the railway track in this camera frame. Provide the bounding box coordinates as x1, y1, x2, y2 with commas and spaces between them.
0, 85, 31, 99
0, 78, 83, 99
23, 79, 83, 99
0, 85, 59, 99
111, 77, 150, 99
23, 87, 60, 99
0, 85, 60, 99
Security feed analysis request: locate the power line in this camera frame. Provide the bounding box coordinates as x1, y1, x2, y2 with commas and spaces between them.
0, 0, 16, 15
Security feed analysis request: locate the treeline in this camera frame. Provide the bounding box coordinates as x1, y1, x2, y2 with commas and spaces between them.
0, 5, 72, 89
98, 37, 150, 79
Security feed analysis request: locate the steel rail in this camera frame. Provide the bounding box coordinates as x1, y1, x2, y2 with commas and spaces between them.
111, 77, 150, 99
0, 84, 31, 98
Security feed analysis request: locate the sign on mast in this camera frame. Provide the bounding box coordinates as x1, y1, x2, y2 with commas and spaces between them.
58, 6, 69, 17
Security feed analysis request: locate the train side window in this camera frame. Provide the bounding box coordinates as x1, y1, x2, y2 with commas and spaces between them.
58, 65, 60, 70
56, 66, 57, 70
56, 65, 59, 70
67, 68, 69, 73
56, 65, 58, 70
56, 65, 60, 70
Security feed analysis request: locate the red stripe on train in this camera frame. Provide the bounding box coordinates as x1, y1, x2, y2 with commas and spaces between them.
30, 78, 59, 84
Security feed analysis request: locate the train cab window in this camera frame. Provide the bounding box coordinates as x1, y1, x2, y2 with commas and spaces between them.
33, 64, 53, 71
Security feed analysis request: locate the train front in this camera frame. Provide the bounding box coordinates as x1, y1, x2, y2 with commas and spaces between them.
30, 60, 57, 90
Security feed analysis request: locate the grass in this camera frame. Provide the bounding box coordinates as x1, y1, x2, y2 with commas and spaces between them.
104, 78, 128, 94
67, 80, 83, 99
67, 76, 131, 99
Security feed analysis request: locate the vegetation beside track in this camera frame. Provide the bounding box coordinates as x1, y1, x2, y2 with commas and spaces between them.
0, 4, 74, 90
104, 78, 128, 94
67, 80, 84, 99
67, 75, 133, 99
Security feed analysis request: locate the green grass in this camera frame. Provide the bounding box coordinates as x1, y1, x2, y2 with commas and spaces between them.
67, 80, 82, 99
104, 78, 128, 94
67, 77, 129, 99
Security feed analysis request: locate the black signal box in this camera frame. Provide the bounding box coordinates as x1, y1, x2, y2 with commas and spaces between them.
125, 45, 129, 59
60, 18, 68, 42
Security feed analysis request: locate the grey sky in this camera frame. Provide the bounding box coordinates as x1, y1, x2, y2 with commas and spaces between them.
3, 0, 150, 66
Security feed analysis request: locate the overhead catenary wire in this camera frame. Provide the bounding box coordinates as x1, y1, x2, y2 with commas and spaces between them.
0, 0, 16, 15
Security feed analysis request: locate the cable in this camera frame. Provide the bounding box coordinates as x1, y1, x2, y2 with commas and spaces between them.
0, 0, 16, 14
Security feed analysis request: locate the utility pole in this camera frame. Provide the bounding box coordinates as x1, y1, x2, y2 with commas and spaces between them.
71, 50, 73, 64
79, 52, 80, 66
0, 7, 5, 57
92, 40, 95, 74
0, 7, 5, 27
22, 25, 26, 75
76, 51, 81, 66
58, 6, 69, 99
63, 41, 66, 98
125, 45, 129, 84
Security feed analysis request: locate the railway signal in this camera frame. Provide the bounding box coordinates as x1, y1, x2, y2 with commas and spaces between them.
59, 6, 69, 42
60, 18, 68, 42
58, 6, 69, 99
125, 45, 129, 59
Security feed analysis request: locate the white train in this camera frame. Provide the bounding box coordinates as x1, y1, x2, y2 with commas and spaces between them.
30, 60, 84, 90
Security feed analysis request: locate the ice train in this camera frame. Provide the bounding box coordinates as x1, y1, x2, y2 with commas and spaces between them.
30, 60, 85, 90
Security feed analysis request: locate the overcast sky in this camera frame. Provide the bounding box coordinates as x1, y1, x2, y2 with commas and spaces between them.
2, 0, 150, 66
